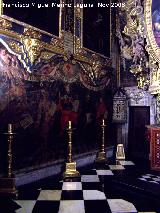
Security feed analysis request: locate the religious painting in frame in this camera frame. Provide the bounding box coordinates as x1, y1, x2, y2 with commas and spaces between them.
83, 0, 111, 57
0, 0, 60, 36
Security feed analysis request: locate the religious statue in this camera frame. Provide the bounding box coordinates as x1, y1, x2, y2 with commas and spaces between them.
132, 35, 145, 65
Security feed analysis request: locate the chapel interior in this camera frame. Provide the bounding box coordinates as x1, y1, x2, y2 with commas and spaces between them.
0, 0, 160, 212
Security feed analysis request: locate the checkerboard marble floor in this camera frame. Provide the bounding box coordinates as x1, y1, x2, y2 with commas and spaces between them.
0, 161, 158, 213
138, 173, 160, 185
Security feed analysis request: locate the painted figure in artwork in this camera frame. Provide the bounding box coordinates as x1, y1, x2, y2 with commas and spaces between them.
36, 89, 57, 152
0, 46, 27, 124
58, 84, 79, 133
96, 97, 108, 124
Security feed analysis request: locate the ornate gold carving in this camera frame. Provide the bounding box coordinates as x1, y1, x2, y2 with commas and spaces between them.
117, 0, 150, 90
0, 0, 3, 15
144, 0, 160, 94
8, 41, 22, 54
21, 29, 43, 66
23, 28, 42, 39
145, 0, 160, 63
74, 37, 82, 54
40, 51, 55, 61
21, 36, 44, 65
50, 37, 64, 52
0, 17, 12, 29
123, 15, 138, 37
0, 7, 111, 87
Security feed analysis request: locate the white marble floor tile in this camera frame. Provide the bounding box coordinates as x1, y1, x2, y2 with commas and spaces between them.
109, 165, 125, 170
37, 190, 62, 200
141, 175, 151, 178
62, 182, 82, 190
148, 181, 159, 184
58, 200, 85, 213
15, 200, 36, 213
119, 161, 135, 166
153, 177, 160, 181
81, 175, 99, 182
138, 178, 147, 181
96, 170, 114, 176
107, 199, 137, 213
83, 190, 106, 200
145, 174, 153, 176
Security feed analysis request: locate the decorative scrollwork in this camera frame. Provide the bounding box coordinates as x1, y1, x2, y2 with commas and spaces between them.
0, 17, 12, 29
7, 41, 22, 54
21, 36, 44, 65
117, 0, 150, 90
0, 9, 111, 91
23, 28, 42, 39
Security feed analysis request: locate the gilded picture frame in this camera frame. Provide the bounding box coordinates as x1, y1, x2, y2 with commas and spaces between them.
0, 0, 111, 73
145, 0, 160, 63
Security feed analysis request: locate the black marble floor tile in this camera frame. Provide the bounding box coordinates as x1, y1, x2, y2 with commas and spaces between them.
95, 164, 110, 170
41, 182, 63, 190
82, 182, 102, 191
63, 177, 81, 182
0, 198, 20, 213
17, 188, 40, 200
80, 169, 97, 175
33, 201, 60, 213
84, 200, 111, 213
98, 175, 113, 183
61, 190, 83, 200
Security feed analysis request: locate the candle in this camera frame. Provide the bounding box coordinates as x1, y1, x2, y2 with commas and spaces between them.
68, 121, 72, 129
8, 124, 12, 133
102, 119, 105, 125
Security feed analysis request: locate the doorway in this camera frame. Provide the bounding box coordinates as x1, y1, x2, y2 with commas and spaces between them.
128, 106, 150, 161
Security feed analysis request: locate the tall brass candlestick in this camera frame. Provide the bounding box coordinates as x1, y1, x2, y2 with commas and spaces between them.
68, 122, 73, 163
95, 119, 107, 163
63, 121, 80, 179
0, 124, 18, 197
7, 125, 13, 178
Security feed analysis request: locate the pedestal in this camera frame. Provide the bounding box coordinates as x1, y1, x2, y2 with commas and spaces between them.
95, 151, 107, 163
0, 176, 18, 197
116, 143, 125, 161
63, 162, 80, 179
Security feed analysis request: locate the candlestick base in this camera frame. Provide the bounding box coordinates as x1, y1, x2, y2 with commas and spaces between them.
0, 176, 18, 198
63, 162, 80, 179
95, 151, 107, 163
